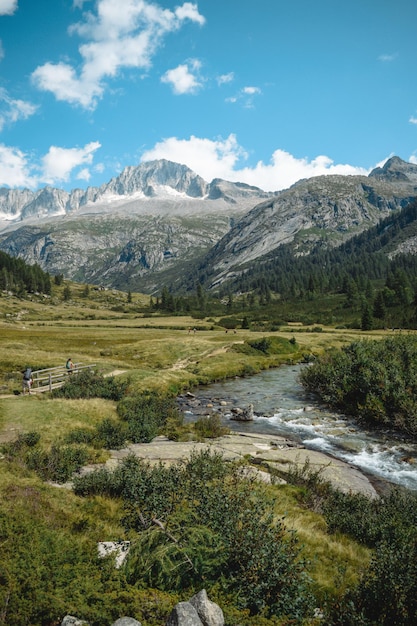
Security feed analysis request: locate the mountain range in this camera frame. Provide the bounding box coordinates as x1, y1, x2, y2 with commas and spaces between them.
0, 156, 417, 294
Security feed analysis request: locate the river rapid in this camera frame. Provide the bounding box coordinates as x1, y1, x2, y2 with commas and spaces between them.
187, 364, 417, 491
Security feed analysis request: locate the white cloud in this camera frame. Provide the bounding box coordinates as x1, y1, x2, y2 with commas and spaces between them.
378, 53, 398, 62
41, 141, 101, 183
161, 60, 202, 94
410, 155, 417, 165
141, 134, 247, 182
141, 135, 369, 191
31, 0, 205, 109
226, 85, 262, 108
243, 86, 261, 95
94, 162, 105, 174
175, 2, 205, 25
217, 72, 234, 85
76, 167, 91, 181
0, 0, 17, 16
0, 88, 38, 131
32, 62, 102, 109
0, 144, 37, 188
235, 150, 368, 191
409, 116, 417, 125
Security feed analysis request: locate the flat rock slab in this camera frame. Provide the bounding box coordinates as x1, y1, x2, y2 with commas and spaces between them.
108, 432, 378, 498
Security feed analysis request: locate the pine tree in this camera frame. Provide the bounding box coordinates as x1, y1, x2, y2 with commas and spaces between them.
373, 291, 386, 320
361, 299, 374, 331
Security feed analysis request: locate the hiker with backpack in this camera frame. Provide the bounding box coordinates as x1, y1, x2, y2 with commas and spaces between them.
22, 367, 33, 395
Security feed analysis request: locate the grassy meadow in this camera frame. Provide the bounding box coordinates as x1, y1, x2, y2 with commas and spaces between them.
0, 285, 404, 625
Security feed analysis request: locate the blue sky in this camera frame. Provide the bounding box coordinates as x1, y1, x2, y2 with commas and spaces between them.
1, 0, 417, 192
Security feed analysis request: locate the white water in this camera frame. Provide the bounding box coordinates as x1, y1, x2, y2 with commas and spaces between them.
191, 364, 417, 491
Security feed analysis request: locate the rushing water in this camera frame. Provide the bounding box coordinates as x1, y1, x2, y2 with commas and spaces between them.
188, 364, 417, 491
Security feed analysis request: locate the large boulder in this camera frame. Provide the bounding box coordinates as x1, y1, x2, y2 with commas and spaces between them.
189, 589, 224, 626
165, 601, 203, 626
112, 618, 141, 626
230, 403, 254, 421
61, 617, 88, 626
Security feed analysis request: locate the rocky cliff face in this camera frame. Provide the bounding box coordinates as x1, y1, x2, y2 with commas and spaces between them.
1, 157, 416, 293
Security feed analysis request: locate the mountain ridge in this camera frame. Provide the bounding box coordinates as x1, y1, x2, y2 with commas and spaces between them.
196, 157, 417, 287
0, 159, 272, 227
1, 156, 417, 293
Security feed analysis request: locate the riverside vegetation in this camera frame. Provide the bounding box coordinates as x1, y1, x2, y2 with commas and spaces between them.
1, 279, 417, 624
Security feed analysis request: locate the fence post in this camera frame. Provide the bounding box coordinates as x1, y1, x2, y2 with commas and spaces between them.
49, 374, 52, 392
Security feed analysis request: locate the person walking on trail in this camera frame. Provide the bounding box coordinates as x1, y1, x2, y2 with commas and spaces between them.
22, 367, 33, 395
66, 358, 74, 374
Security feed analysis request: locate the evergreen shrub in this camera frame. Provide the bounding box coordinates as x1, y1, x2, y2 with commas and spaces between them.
95, 417, 127, 449
194, 412, 230, 439
53, 370, 128, 401
321, 487, 417, 625
117, 391, 180, 443
26, 444, 89, 483
64, 427, 96, 445
74, 451, 316, 622
1, 430, 40, 458
300, 335, 417, 437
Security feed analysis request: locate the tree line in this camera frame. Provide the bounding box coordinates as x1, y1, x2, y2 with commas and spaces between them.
0, 250, 51, 296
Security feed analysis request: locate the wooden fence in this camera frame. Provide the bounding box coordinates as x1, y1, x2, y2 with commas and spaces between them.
30, 363, 97, 393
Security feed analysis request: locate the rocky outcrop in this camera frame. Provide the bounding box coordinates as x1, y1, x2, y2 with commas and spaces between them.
60, 590, 224, 626
106, 432, 378, 498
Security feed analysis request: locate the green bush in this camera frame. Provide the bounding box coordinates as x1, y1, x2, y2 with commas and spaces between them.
64, 427, 96, 445
0, 499, 176, 626
248, 337, 272, 354
73, 465, 122, 497
300, 335, 417, 437
309, 483, 417, 625
218, 316, 240, 329
117, 391, 179, 443
1, 430, 40, 458
53, 370, 128, 401
26, 444, 89, 483
96, 418, 127, 449
74, 451, 316, 621
162, 413, 192, 441
357, 537, 417, 625
194, 412, 230, 439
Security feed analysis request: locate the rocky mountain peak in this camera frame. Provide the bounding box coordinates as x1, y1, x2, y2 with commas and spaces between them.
207, 178, 272, 202
100, 159, 208, 198
368, 156, 417, 184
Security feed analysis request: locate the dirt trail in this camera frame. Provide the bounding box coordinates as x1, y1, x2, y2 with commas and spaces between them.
171, 342, 243, 371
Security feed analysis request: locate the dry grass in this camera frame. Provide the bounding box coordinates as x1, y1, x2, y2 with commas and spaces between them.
0, 396, 118, 445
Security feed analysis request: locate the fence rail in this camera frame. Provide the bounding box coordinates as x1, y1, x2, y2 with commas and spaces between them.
30, 363, 97, 393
